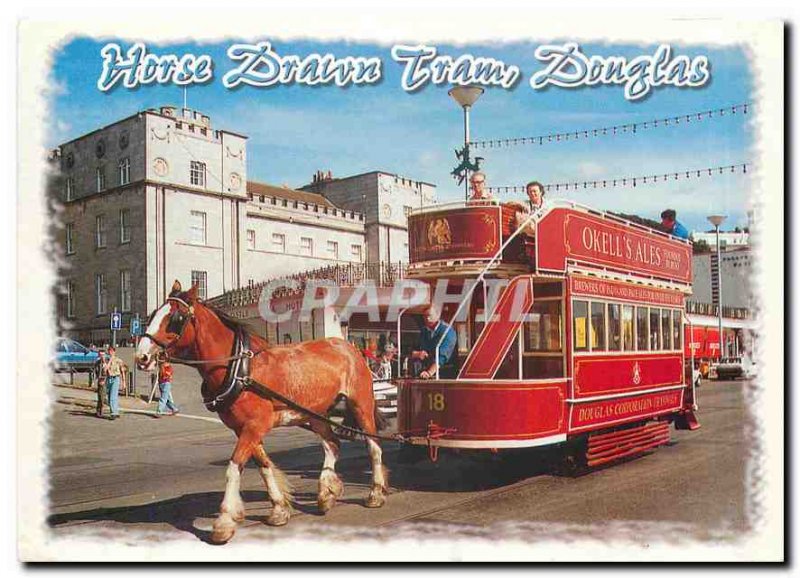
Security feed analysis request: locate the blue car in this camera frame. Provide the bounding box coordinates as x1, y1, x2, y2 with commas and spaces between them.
53, 338, 100, 373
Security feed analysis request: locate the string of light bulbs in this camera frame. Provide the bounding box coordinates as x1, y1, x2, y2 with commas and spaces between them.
470, 103, 750, 150
484, 163, 749, 195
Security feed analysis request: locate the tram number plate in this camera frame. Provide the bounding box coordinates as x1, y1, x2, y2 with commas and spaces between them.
427, 392, 446, 412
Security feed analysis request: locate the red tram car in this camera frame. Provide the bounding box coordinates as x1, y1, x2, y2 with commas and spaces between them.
396, 199, 700, 466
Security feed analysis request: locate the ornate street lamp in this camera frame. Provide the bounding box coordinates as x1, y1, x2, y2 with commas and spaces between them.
449, 86, 484, 200
707, 214, 727, 361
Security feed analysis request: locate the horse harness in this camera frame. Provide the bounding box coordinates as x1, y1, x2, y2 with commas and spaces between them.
149, 297, 403, 443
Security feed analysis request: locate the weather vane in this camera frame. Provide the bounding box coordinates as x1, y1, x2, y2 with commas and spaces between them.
451, 145, 483, 186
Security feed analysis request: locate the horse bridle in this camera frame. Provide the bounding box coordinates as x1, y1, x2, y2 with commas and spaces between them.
143, 296, 195, 359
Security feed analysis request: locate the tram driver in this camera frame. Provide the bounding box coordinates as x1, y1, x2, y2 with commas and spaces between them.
410, 304, 458, 379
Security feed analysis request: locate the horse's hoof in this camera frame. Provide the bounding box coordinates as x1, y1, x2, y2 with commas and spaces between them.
318, 493, 336, 514
266, 504, 291, 526
211, 514, 237, 544
364, 487, 386, 509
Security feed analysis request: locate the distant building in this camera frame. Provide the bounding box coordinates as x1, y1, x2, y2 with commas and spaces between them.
690, 247, 752, 309
50, 106, 436, 343
690, 230, 750, 251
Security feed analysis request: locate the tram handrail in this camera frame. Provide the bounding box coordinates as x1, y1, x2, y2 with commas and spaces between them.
433, 207, 543, 380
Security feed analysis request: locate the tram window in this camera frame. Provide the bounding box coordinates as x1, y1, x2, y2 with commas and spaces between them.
608, 303, 622, 351
672, 310, 682, 351
661, 309, 672, 350
573, 300, 589, 352
524, 300, 562, 352
648, 308, 661, 350
622, 305, 634, 351
636, 307, 649, 351
590, 302, 606, 351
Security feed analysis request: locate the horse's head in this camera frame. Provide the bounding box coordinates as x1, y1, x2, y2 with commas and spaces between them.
136, 280, 200, 371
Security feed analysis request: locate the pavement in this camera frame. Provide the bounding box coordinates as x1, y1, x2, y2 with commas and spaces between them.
46, 356, 752, 550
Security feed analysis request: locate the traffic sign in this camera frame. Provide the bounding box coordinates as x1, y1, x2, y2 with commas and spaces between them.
130, 316, 142, 336
111, 311, 122, 331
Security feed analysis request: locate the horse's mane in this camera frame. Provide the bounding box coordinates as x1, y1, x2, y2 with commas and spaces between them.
179, 291, 269, 348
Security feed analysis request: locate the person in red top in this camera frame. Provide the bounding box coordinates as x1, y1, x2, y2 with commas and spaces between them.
156, 360, 179, 416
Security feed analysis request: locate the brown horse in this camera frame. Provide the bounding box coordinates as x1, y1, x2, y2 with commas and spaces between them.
135, 281, 388, 544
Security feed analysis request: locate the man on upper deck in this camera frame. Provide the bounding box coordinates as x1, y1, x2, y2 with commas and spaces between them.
507, 180, 546, 236
468, 171, 493, 202
660, 209, 690, 240
410, 304, 457, 379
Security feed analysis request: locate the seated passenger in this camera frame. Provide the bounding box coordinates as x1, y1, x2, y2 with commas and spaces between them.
410, 304, 457, 379
468, 171, 494, 202
660, 208, 690, 240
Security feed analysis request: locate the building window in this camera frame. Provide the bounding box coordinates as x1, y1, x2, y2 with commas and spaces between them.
272, 233, 286, 253
65, 223, 74, 255
95, 214, 107, 248
404, 205, 413, 218
572, 300, 588, 352
95, 273, 107, 315
246, 229, 256, 250
119, 270, 131, 312
327, 240, 339, 259
96, 166, 106, 192
300, 237, 313, 256
351, 244, 362, 262
190, 161, 206, 187
118, 157, 130, 185
191, 270, 207, 300
189, 211, 207, 245
66, 280, 75, 319
119, 209, 130, 244
65, 177, 74, 201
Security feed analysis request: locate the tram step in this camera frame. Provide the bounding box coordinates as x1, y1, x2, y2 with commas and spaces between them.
587, 423, 670, 453
586, 422, 671, 467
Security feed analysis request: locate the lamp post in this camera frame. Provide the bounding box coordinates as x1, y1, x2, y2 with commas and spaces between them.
707, 215, 727, 361
448, 86, 484, 200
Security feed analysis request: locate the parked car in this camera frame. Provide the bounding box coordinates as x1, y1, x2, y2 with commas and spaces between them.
709, 357, 745, 381
53, 338, 100, 374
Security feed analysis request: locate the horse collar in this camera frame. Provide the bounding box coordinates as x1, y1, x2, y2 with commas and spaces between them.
202, 327, 251, 413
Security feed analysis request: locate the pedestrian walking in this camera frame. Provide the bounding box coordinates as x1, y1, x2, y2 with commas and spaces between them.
156, 360, 180, 416
94, 347, 107, 418
103, 346, 125, 420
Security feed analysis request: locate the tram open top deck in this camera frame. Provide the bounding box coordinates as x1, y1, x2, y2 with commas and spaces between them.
407, 199, 693, 289
398, 199, 698, 456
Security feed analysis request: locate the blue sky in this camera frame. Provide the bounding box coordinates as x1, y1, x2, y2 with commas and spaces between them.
49, 38, 754, 232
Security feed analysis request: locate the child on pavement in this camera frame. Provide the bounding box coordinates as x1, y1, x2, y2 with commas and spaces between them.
156, 360, 179, 416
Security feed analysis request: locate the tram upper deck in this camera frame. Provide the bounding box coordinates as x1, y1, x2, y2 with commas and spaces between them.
407, 199, 693, 289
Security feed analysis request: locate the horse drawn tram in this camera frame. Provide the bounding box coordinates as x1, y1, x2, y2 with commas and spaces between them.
396, 199, 700, 466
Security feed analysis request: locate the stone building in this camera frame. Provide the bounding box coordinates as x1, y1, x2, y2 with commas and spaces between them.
301, 169, 436, 265
690, 247, 753, 309
50, 106, 436, 344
